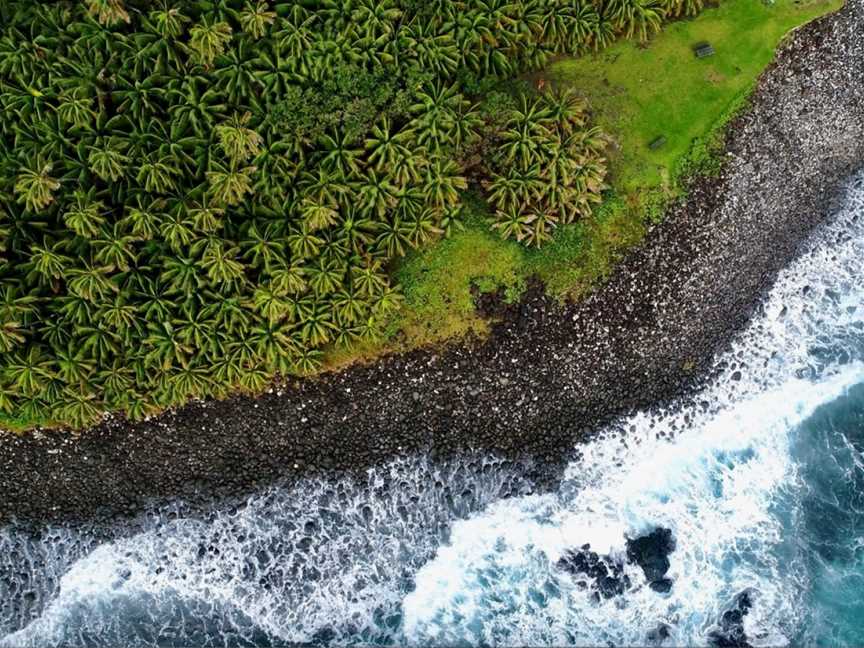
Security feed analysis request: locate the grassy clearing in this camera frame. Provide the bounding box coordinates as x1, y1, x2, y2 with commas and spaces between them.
549, 0, 843, 190
321, 0, 841, 372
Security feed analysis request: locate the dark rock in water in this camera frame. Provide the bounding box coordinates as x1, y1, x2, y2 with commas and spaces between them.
708, 590, 754, 648
311, 626, 337, 645
647, 623, 671, 644
559, 526, 677, 599
556, 544, 631, 600
649, 577, 674, 593
626, 527, 676, 591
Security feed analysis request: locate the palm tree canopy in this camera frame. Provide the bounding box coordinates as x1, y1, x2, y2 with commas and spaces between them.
0, 0, 692, 428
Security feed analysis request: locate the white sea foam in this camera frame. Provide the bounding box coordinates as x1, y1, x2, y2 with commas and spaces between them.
0, 455, 540, 647
401, 174, 864, 646
2, 175, 864, 648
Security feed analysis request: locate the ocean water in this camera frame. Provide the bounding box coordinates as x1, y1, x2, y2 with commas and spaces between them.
2, 174, 864, 648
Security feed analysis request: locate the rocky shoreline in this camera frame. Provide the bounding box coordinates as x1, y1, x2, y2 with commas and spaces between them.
2, 0, 864, 527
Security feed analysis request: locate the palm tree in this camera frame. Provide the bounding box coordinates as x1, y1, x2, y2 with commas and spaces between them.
137, 155, 181, 194
144, 320, 191, 370
375, 217, 410, 257
160, 256, 204, 295
252, 284, 290, 323
239, 1, 277, 40
544, 88, 587, 133
121, 199, 165, 241
213, 40, 262, 104
523, 212, 555, 247
88, 139, 130, 183
159, 211, 196, 252
423, 158, 467, 209
404, 208, 443, 247
491, 205, 536, 243
14, 160, 60, 213
85, 0, 129, 26
335, 207, 378, 255
26, 243, 72, 284
188, 19, 233, 68
200, 242, 246, 288
56, 91, 96, 130
268, 262, 308, 295
67, 263, 116, 303
365, 118, 411, 172
274, 14, 315, 60
241, 221, 286, 271
358, 168, 398, 218
299, 302, 335, 346
5, 347, 54, 397
307, 258, 344, 297
93, 225, 138, 271
188, 201, 225, 234
206, 162, 257, 206
590, 11, 617, 50
201, 290, 253, 336
0, 319, 25, 354
409, 84, 463, 153
136, 277, 174, 323
399, 22, 460, 76
607, 0, 664, 41
252, 41, 296, 96
371, 284, 403, 316
63, 192, 107, 239
300, 168, 349, 209
663, 0, 704, 17
167, 76, 227, 138
216, 112, 264, 163
331, 288, 367, 325
57, 388, 102, 428
287, 224, 324, 260
291, 346, 323, 375
560, 0, 599, 52
318, 129, 365, 178
300, 199, 340, 232
99, 297, 141, 340
55, 345, 95, 386
148, 4, 191, 39
0, 0, 657, 427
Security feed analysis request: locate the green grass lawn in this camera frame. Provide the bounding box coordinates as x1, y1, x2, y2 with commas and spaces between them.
549, 0, 843, 190
323, 0, 842, 371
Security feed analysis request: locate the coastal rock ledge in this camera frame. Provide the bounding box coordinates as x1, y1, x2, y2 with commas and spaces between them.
2, 0, 864, 526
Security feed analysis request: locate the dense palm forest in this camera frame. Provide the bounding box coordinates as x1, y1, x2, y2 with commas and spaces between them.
0, 0, 705, 428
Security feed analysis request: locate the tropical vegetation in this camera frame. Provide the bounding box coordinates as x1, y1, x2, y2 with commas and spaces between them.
0, 0, 711, 428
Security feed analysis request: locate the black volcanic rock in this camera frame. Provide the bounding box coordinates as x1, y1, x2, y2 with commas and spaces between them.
647, 623, 672, 644
708, 590, 755, 648
556, 544, 631, 600
626, 527, 676, 591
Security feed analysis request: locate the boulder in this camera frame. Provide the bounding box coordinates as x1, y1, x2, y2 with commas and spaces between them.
556, 544, 631, 600
708, 590, 754, 648
626, 527, 676, 590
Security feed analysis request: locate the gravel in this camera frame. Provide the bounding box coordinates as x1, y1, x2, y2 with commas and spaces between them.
2, 0, 863, 527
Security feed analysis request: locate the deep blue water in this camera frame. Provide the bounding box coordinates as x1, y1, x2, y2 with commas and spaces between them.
1, 174, 864, 647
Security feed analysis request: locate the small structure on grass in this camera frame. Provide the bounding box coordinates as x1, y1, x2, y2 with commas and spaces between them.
648, 135, 667, 150
693, 42, 716, 58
